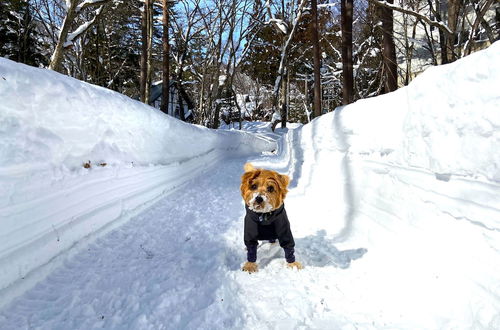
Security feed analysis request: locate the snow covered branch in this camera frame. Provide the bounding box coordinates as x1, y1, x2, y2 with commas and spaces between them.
75, 0, 110, 13
64, 6, 105, 48
273, 0, 309, 96
463, 0, 495, 55
366, 0, 453, 36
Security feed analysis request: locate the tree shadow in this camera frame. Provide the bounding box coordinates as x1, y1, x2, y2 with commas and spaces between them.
332, 106, 357, 243
286, 128, 305, 190
296, 230, 367, 269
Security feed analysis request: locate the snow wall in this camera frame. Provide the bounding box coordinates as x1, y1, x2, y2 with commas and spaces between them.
286, 42, 500, 240
266, 42, 500, 328
0, 59, 275, 296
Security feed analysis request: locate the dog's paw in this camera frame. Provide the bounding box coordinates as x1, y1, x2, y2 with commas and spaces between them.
242, 262, 258, 273
287, 261, 303, 270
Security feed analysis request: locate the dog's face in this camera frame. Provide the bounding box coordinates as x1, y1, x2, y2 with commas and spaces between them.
240, 163, 290, 213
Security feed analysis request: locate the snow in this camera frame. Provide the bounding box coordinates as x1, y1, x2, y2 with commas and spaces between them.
1, 42, 500, 329
268, 18, 288, 34
64, 5, 105, 47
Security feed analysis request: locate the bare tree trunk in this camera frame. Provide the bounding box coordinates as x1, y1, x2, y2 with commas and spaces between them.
446, 0, 463, 62
464, 0, 495, 56
49, 1, 109, 73
280, 70, 288, 128
198, 68, 207, 123
432, 0, 449, 64
470, 0, 495, 43
140, 0, 149, 103
341, 0, 354, 104
271, 0, 308, 117
311, 0, 322, 117
161, 0, 170, 114
49, 1, 77, 72
178, 86, 186, 120
380, 0, 398, 93
146, 0, 153, 104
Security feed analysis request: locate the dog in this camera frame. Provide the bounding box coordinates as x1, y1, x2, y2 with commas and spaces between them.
240, 163, 303, 273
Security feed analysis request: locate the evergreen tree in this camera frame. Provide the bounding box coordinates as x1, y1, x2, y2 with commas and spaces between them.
0, 0, 47, 67
240, 25, 281, 86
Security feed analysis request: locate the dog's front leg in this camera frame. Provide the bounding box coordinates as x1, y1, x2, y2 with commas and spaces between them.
242, 261, 258, 273
287, 261, 303, 270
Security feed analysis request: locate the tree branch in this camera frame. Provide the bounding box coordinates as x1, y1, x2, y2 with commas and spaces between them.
76, 0, 110, 13
366, 0, 453, 36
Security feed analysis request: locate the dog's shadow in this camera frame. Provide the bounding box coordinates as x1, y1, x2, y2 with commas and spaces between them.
256, 242, 283, 269
232, 230, 367, 270
295, 230, 367, 269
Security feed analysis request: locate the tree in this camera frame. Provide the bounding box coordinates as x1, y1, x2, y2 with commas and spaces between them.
341, 0, 354, 104
48, 0, 113, 72
0, 0, 47, 67
140, 0, 153, 103
379, 0, 397, 92
188, 0, 256, 128
311, 0, 322, 117
265, 0, 309, 129
161, 0, 171, 114
463, 0, 497, 56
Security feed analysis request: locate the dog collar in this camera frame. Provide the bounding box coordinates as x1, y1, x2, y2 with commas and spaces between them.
246, 204, 285, 224
258, 213, 270, 223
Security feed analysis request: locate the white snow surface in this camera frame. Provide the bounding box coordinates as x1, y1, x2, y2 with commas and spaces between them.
1, 42, 500, 329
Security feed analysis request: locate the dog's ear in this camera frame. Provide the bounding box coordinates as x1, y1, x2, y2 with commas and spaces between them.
276, 173, 290, 199
278, 174, 290, 189
244, 163, 255, 172
240, 169, 261, 197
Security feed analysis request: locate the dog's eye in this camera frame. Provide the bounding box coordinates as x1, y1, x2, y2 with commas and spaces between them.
250, 184, 257, 190
267, 186, 274, 193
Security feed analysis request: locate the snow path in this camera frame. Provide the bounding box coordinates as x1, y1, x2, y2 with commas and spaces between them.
0, 156, 252, 329
0, 123, 281, 328
0, 126, 366, 329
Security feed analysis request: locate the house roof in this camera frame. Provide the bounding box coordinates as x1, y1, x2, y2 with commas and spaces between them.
149, 81, 176, 104
149, 81, 194, 109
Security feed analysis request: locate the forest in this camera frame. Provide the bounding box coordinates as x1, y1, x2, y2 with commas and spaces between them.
1, 0, 498, 128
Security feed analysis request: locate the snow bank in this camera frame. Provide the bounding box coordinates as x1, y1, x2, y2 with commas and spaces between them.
0, 59, 271, 172
0, 59, 274, 294
311, 41, 500, 232
269, 41, 500, 328
332, 42, 500, 182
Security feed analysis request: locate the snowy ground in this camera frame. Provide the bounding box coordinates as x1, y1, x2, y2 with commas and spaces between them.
0, 43, 499, 329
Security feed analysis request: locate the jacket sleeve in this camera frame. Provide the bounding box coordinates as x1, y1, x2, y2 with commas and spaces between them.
275, 212, 295, 249
244, 215, 258, 262
275, 211, 296, 263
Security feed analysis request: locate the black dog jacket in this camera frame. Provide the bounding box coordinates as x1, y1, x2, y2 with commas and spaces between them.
244, 204, 296, 263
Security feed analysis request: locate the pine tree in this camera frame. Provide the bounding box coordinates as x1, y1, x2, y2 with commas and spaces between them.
0, 0, 47, 67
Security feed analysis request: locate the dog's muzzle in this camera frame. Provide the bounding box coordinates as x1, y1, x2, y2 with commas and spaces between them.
249, 193, 273, 213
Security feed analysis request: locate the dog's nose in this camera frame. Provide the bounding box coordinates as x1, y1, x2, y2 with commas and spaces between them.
255, 196, 263, 204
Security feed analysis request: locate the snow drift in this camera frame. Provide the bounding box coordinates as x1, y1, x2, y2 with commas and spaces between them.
266, 41, 500, 328
0, 59, 274, 295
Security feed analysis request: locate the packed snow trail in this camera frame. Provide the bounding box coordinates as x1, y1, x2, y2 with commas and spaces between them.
0, 125, 358, 329
0, 125, 365, 330
0, 154, 259, 329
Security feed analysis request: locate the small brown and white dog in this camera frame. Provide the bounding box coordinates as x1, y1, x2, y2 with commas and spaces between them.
240, 163, 303, 273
